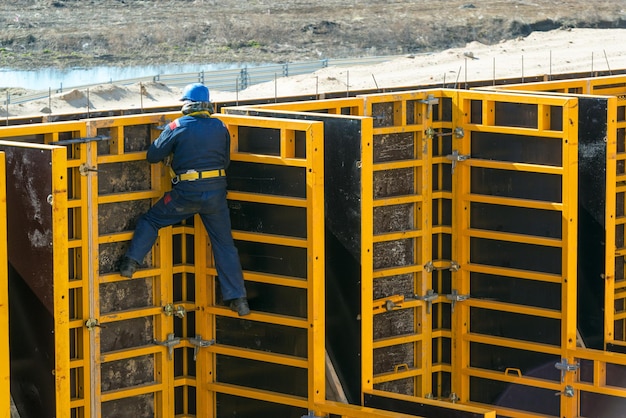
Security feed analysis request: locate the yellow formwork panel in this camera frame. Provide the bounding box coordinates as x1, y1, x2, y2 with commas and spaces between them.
0, 111, 327, 418
243, 90, 496, 417
443, 89, 581, 417
200, 113, 327, 417
488, 77, 626, 350
0, 152, 8, 418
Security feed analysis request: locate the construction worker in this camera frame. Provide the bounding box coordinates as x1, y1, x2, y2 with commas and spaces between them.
118, 83, 250, 316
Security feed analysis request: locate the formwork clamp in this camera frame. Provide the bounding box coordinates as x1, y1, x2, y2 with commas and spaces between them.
188, 334, 215, 361
418, 94, 439, 119
163, 303, 186, 318
425, 127, 465, 140
412, 289, 439, 314
445, 150, 470, 174
445, 289, 470, 313
154, 333, 181, 360
555, 358, 579, 382
372, 294, 405, 314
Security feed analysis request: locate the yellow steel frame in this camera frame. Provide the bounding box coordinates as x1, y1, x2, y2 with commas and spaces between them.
200, 113, 327, 416
0, 152, 8, 418
446, 89, 581, 416
0, 111, 328, 418
359, 91, 435, 397
244, 92, 495, 417
489, 77, 626, 349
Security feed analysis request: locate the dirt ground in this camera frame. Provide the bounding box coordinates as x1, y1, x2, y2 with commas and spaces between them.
1, 0, 626, 70
4, 1, 626, 117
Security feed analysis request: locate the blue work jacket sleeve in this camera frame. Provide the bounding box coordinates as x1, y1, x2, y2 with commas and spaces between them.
147, 125, 176, 163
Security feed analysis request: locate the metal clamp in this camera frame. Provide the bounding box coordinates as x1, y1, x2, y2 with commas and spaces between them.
188, 335, 215, 361
446, 289, 470, 313
85, 318, 103, 330
418, 94, 439, 119
79, 163, 99, 176
555, 385, 575, 398
413, 289, 439, 314
372, 294, 404, 314
555, 358, 579, 382
163, 303, 186, 319
425, 126, 465, 140
424, 259, 459, 273
154, 333, 181, 360
445, 149, 470, 174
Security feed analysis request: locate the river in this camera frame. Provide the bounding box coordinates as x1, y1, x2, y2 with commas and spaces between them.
0, 63, 251, 90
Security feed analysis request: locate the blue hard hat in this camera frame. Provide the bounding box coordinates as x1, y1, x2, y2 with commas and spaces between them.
180, 83, 209, 102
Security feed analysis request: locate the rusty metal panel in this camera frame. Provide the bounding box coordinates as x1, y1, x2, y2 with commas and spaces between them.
0, 139, 69, 418
1, 144, 56, 312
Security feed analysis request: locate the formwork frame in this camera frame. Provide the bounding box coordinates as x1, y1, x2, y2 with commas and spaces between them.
0, 134, 71, 418
0, 111, 327, 418
487, 77, 626, 351
0, 152, 8, 418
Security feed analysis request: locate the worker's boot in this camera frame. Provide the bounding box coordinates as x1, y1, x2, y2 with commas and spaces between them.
119, 256, 140, 278
229, 297, 250, 316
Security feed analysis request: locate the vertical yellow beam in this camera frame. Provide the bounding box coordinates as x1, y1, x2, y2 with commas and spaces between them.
604, 97, 618, 345
0, 152, 8, 418
194, 218, 212, 417
419, 93, 434, 397
360, 109, 375, 397
450, 92, 472, 403
51, 145, 71, 418
560, 98, 579, 417
308, 122, 326, 413
84, 123, 102, 418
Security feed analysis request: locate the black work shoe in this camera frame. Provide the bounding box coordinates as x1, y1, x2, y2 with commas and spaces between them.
119, 256, 140, 278
229, 297, 250, 316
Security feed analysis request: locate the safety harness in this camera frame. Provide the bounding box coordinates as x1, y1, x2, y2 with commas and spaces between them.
170, 168, 226, 184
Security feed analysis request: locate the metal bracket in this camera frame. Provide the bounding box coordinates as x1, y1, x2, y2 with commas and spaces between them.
555, 358, 579, 382
424, 259, 459, 273
425, 126, 465, 140
154, 333, 181, 360
372, 294, 404, 314
555, 385, 575, 398
446, 289, 470, 313
188, 334, 215, 361
445, 149, 470, 174
163, 303, 186, 319
413, 289, 439, 314
79, 163, 99, 176
418, 94, 439, 119
50, 134, 111, 145
84, 318, 103, 330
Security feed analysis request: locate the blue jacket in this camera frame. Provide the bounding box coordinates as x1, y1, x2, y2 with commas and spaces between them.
148, 113, 230, 191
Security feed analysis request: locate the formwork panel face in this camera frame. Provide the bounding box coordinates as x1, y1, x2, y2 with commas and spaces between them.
0, 139, 69, 418
201, 114, 324, 417
449, 90, 579, 417
359, 91, 439, 399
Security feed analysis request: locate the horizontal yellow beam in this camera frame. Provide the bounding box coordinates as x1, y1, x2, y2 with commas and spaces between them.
207, 382, 308, 409
210, 344, 308, 368
226, 191, 308, 207
465, 333, 561, 356
101, 382, 164, 402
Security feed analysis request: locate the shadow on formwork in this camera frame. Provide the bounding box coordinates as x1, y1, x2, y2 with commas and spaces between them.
5, 71, 626, 418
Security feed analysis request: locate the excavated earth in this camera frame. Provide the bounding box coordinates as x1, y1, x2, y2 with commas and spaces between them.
1, 0, 626, 71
